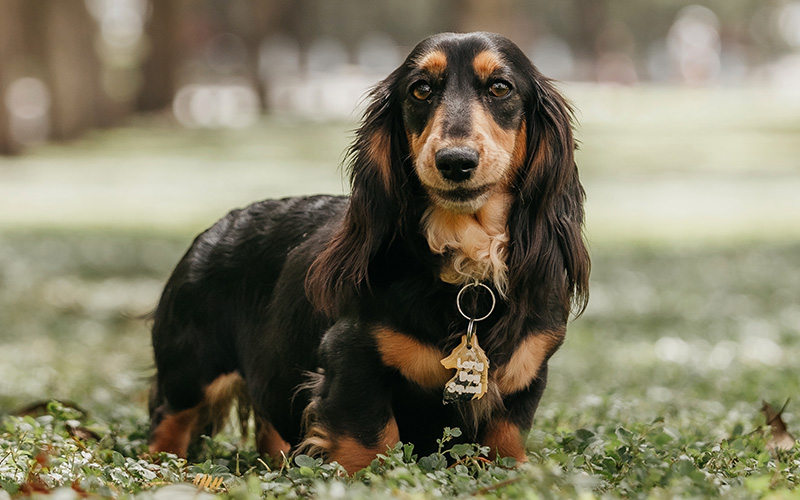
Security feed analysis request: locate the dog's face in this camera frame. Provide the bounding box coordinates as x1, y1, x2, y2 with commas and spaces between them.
401, 33, 530, 214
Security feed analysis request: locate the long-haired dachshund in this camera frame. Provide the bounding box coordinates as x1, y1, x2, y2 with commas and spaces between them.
148, 32, 590, 473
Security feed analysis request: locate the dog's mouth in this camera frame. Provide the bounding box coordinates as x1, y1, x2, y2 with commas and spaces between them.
427, 184, 494, 213
433, 185, 491, 202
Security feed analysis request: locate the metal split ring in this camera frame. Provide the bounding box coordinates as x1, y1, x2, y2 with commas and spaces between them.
456, 281, 496, 322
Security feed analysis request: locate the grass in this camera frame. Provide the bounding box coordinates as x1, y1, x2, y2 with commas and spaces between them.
0, 233, 798, 498
1, 86, 800, 498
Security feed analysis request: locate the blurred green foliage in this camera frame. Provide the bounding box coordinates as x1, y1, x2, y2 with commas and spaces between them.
1, 232, 798, 497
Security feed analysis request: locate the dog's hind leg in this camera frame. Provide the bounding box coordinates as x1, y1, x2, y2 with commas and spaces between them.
148, 365, 243, 457
148, 405, 200, 457
148, 373, 244, 456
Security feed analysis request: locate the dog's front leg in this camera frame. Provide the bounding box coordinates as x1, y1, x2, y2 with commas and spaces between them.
482, 363, 551, 463
301, 319, 400, 473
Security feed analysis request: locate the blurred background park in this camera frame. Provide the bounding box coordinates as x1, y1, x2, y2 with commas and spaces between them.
0, 0, 799, 446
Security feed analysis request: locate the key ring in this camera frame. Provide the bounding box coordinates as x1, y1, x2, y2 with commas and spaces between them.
456, 281, 496, 322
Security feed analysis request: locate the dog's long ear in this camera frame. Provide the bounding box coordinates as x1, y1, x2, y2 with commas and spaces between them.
306, 68, 410, 317
507, 73, 590, 322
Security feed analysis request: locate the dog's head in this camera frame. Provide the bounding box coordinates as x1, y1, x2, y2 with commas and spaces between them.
308, 32, 589, 322
401, 33, 529, 214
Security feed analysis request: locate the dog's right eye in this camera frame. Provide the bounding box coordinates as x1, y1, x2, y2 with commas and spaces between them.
411, 82, 432, 101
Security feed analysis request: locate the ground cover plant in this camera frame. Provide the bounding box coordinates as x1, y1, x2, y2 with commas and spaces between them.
1, 232, 798, 499
1, 88, 799, 498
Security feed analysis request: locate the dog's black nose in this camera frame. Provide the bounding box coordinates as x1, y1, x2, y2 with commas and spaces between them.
435, 147, 479, 182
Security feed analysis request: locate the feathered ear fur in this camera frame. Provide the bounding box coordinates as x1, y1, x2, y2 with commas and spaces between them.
306, 68, 411, 317
506, 71, 590, 324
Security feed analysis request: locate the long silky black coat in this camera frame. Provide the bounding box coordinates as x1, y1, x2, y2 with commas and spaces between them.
148, 32, 589, 473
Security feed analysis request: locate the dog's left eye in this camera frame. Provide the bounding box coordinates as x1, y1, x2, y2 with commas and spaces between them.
489, 81, 512, 98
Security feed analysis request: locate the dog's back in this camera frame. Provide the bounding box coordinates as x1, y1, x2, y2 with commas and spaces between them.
148, 195, 345, 457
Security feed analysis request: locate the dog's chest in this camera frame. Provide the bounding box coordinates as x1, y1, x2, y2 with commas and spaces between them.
421, 192, 511, 293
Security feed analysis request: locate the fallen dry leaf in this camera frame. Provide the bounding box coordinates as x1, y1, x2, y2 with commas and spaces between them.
761, 400, 797, 452
13, 399, 87, 417
66, 420, 102, 442
192, 473, 226, 492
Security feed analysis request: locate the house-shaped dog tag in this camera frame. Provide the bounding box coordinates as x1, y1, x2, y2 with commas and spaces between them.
440, 334, 489, 404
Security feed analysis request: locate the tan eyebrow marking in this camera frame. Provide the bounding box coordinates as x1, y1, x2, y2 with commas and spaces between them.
473, 50, 504, 80
417, 50, 447, 77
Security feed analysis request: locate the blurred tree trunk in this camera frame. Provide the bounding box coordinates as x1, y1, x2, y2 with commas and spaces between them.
284, 0, 315, 71
245, 1, 287, 111
243, 0, 296, 111
0, 1, 21, 154
451, 0, 518, 37
571, 0, 606, 79
44, 0, 100, 140
20, 0, 48, 66
137, 0, 179, 112
0, 0, 43, 154
0, 68, 11, 154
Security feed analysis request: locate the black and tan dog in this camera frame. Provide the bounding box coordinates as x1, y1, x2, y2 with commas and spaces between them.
148, 32, 590, 473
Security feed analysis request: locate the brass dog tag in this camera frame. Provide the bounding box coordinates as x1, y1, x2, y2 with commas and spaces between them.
440, 334, 489, 404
